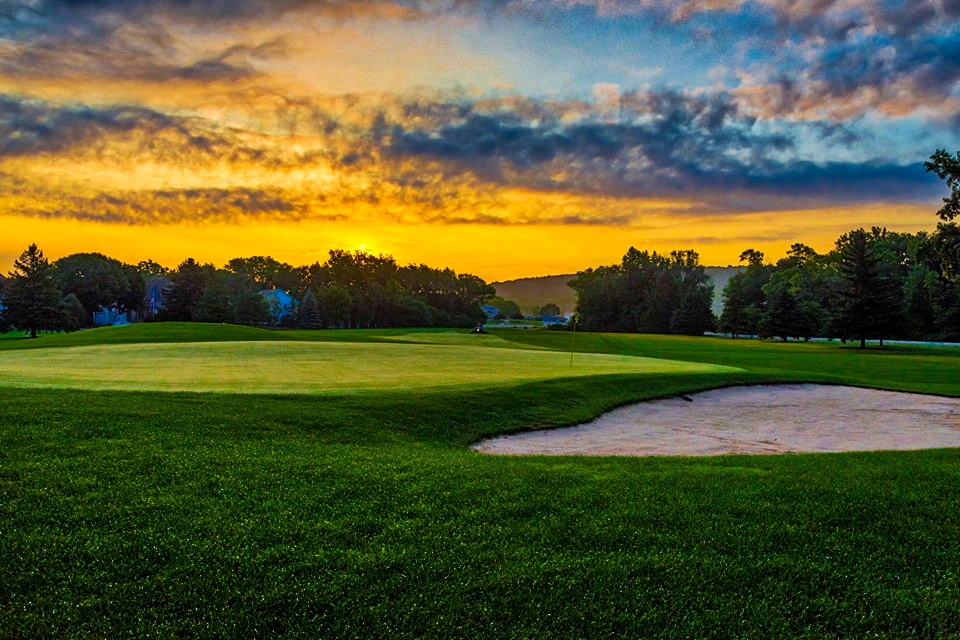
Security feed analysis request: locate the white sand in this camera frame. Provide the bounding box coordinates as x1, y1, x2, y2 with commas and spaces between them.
472, 384, 960, 457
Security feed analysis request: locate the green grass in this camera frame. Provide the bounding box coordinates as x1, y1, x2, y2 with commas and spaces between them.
0, 340, 737, 394
493, 329, 960, 395
2, 324, 960, 638
0, 322, 303, 350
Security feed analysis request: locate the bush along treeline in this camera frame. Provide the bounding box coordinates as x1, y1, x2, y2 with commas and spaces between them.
719, 224, 960, 346
569, 248, 717, 335
0, 247, 494, 336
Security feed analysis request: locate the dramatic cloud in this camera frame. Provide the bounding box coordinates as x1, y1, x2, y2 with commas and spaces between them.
388, 90, 941, 204
0, 90, 943, 230
0, 0, 955, 275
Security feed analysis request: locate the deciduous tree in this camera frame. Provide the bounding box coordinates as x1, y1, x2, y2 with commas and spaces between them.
160, 258, 209, 321
925, 149, 960, 221
53, 253, 139, 326
539, 303, 561, 317
571, 247, 714, 335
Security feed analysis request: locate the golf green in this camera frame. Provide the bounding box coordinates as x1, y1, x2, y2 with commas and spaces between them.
0, 340, 740, 394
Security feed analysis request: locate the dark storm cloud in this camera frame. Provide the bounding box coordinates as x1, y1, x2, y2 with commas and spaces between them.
0, 96, 190, 155
0, 0, 510, 30
393, 113, 621, 166
387, 89, 941, 206
735, 161, 941, 203
0, 91, 944, 226
20, 187, 316, 225
0, 94, 349, 171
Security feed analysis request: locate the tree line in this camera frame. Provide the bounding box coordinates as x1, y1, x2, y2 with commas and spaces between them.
566, 224, 960, 346
719, 224, 960, 346
3, 152, 959, 342
568, 149, 960, 346
569, 248, 717, 335
0, 247, 494, 337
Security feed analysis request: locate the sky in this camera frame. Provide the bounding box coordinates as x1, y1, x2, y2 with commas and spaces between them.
1, 0, 959, 281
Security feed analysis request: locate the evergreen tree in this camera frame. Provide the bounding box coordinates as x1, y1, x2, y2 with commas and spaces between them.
937, 277, 960, 341
667, 250, 716, 335
0, 276, 9, 333
835, 229, 901, 347
718, 276, 750, 337
759, 248, 826, 341
298, 289, 322, 329
2, 244, 69, 338
759, 276, 805, 341
718, 249, 771, 337
670, 282, 716, 335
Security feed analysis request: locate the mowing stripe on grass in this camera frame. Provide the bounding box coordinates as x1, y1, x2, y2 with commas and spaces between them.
0, 340, 741, 394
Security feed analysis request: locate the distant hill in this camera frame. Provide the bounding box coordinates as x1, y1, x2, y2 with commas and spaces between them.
493, 267, 742, 317
704, 266, 741, 315
491, 274, 577, 316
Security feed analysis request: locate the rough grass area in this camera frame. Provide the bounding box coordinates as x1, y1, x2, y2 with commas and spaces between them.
2, 324, 960, 638
0, 340, 738, 394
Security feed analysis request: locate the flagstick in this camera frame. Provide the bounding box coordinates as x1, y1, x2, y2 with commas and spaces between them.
569, 315, 577, 368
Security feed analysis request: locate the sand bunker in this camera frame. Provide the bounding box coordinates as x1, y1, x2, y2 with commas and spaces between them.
473, 384, 960, 456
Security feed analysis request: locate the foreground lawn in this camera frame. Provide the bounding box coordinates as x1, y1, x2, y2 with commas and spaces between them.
2, 324, 960, 637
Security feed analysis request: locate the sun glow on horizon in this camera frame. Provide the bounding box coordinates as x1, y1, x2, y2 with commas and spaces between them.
1, 198, 941, 283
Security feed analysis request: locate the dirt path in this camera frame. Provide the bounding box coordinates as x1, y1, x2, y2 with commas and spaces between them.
472, 384, 960, 457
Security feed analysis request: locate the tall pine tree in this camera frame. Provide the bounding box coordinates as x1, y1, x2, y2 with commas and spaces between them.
835, 229, 901, 348
298, 289, 322, 329
3, 244, 68, 338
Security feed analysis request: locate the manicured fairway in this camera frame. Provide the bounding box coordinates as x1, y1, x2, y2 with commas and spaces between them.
2, 324, 960, 638
0, 340, 739, 393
